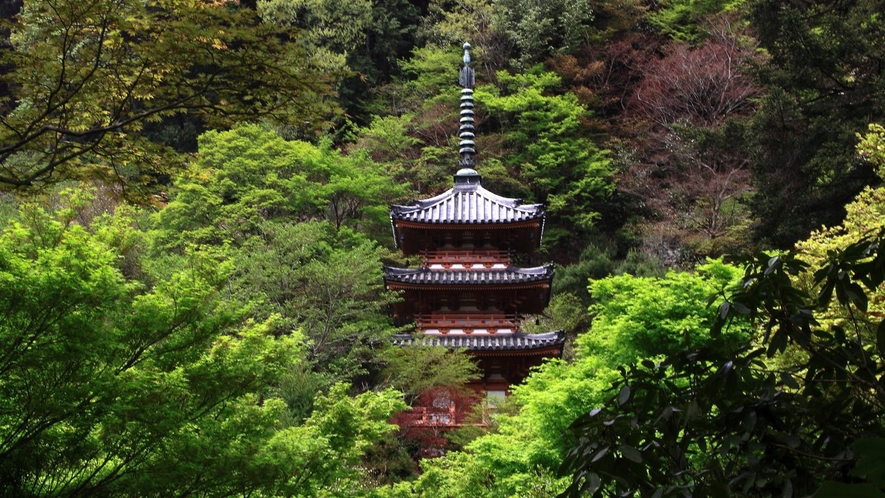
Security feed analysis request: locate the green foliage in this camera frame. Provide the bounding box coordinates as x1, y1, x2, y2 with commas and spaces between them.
560, 345, 810, 497
384, 260, 744, 496
355, 50, 618, 248
19, 1, 885, 495
554, 242, 667, 304
148, 125, 407, 385
0, 194, 17, 229
746, 0, 885, 247
390, 452, 569, 497
745, 86, 875, 248
419, 0, 516, 76
560, 226, 885, 496
151, 124, 408, 252
257, 0, 421, 125
353, 0, 423, 83
0, 193, 409, 496
392, 354, 619, 496
0, 196, 291, 494
380, 346, 480, 399
477, 68, 614, 254
277, 362, 326, 427
493, 0, 596, 65
858, 123, 885, 179
231, 220, 399, 382
258, 0, 373, 72
616, 249, 669, 278
554, 246, 622, 298
356, 114, 424, 165
584, 259, 750, 365
523, 293, 593, 360
0, 0, 336, 190
258, 384, 407, 496
347, 46, 465, 195
354, 50, 619, 260
646, 0, 746, 42
399, 46, 464, 106
795, 124, 885, 334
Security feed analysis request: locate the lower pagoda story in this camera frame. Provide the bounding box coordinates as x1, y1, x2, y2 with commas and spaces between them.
391, 331, 565, 397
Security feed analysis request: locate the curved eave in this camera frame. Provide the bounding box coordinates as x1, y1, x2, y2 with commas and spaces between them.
385, 281, 552, 292
383, 265, 554, 290
390, 211, 546, 224
390, 216, 545, 244
469, 346, 563, 357
391, 218, 543, 230
389, 185, 546, 225
391, 331, 565, 356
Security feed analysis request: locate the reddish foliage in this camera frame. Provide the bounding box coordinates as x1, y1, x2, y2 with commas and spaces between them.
550, 32, 661, 122
630, 29, 762, 128
544, 17, 763, 261
611, 19, 764, 261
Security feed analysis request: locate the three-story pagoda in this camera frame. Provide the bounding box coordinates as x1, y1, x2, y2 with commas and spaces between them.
384, 44, 564, 397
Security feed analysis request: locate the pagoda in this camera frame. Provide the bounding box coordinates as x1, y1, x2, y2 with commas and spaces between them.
384, 44, 564, 400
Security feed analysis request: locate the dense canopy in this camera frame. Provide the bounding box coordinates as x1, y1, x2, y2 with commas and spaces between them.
1, 0, 884, 496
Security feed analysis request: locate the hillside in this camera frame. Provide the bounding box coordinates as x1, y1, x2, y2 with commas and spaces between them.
0, 0, 884, 495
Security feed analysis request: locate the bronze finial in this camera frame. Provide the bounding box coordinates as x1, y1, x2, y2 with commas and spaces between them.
458, 43, 476, 168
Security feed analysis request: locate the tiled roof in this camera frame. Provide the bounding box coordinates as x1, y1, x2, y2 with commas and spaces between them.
392, 331, 565, 352
390, 172, 544, 225
384, 265, 553, 285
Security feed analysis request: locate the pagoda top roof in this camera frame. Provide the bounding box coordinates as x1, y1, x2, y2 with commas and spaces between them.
391, 331, 565, 354
390, 169, 545, 225
384, 265, 553, 286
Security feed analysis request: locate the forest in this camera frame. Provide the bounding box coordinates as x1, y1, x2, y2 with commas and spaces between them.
0, 0, 884, 495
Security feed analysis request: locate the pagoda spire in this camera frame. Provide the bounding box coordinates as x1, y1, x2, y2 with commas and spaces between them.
458, 43, 477, 169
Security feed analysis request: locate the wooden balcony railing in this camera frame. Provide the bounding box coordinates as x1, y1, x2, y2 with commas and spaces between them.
423, 249, 510, 268
400, 405, 488, 427
415, 313, 519, 333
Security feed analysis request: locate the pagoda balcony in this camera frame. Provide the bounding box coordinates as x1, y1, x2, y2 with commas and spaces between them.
423, 249, 510, 269
415, 313, 519, 334
397, 405, 489, 428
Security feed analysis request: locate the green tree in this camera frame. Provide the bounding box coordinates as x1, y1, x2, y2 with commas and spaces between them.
558, 128, 885, 498
552, 242, 667, 309
477, 67, 614, 257
745, 0, 885, 247
0, 0, 336, 190
419, 0, 514, 77
150, 124, 408, 252
583, 259, 750, 365
646, 0, 746, 42
0, 194, 293, 494
149, 125, 408, 384
0, 192, 408, 495
257, 0, 421, 125
523, 292, 594, 361
561, 241, 885, 497
257, 384, 406, 497
794, 124, 885, 332
493, 0, 596, 66
380, 346, 480, 400
257, 0, 373, 72
233, 221, 400, 381
348, 46, 463, 195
